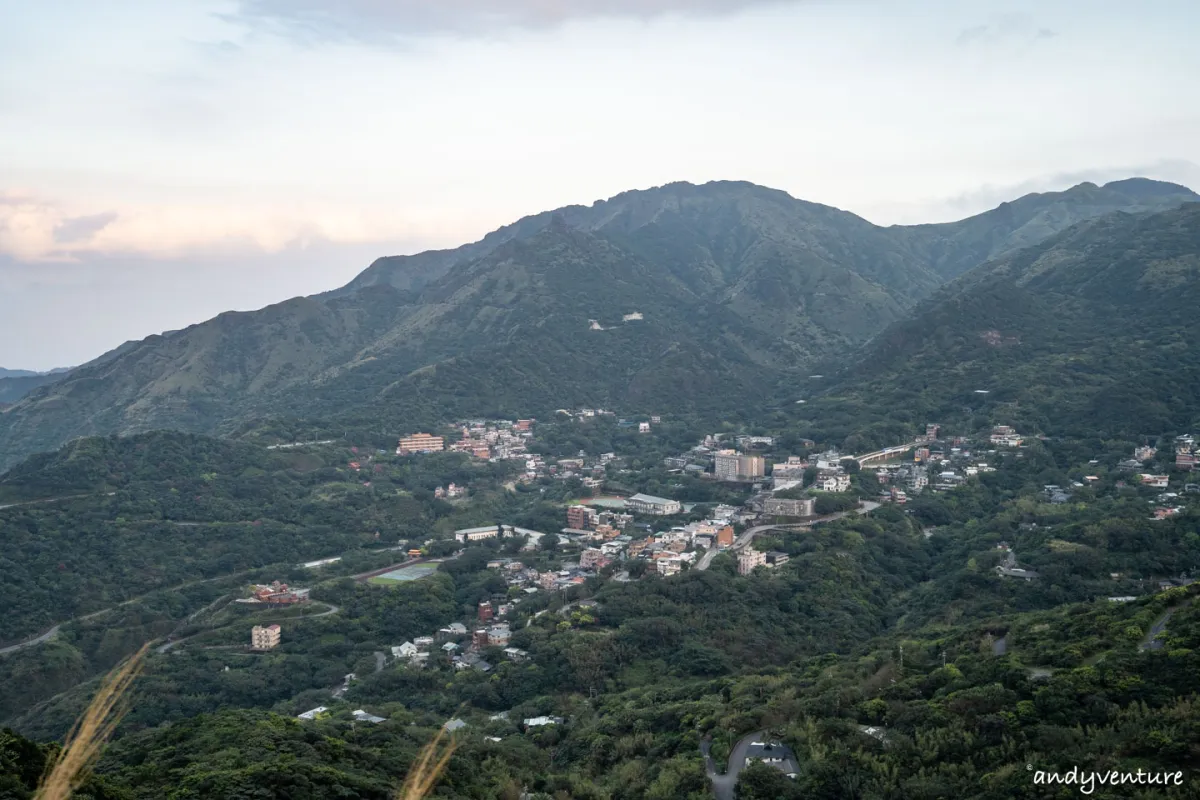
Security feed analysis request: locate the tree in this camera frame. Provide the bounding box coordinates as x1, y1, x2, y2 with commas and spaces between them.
540, 533, 560, 553
736, 762, 801, 800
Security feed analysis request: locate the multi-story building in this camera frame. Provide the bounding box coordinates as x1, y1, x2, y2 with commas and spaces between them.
567, 504, 598, 530
251, 624, 281, 651
1134, 445, 1157, 462
478, 601, 494, 622
397, 433, 445, 454
815, 472, 852, 493
716, 526, 735, 548
763, 496, 815, 517
737, 549, 767, 575
455, 525, 501, 543
656, 557, 683, 576
580, 548, 606, 569
487, 625, 511, 646
715, 451, 766, 482
626, 493, 682, 516
925, 423, 941, 440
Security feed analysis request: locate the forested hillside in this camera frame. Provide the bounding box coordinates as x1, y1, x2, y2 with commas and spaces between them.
802, 202, 1200, 448
2, 179, 1194, 470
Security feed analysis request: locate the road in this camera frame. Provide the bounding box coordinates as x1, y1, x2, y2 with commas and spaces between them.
1141, 608, 1176, 651
1, 567, 272, 656
696, 501, 880, 571
701, 729, 768, 800
0, 491, 116, 512
156, 602, 341, 654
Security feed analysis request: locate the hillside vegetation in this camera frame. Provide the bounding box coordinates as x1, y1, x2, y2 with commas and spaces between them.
1, 179, 1194, 470
803, 202, 1200, 447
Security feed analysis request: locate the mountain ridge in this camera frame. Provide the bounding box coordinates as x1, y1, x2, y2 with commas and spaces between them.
0, 176, 1196, 469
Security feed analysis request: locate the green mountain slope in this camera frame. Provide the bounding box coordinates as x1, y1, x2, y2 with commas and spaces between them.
807, 202, 1200, 445
1, 179, 1195, 470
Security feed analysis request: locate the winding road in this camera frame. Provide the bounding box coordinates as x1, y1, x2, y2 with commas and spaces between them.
697, 501, 881, 571
701, 729, 770, 800
156, 602, 341, 654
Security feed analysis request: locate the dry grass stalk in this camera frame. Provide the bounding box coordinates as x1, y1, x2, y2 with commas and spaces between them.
35, 643, 149, 800
396, 721, 458, 800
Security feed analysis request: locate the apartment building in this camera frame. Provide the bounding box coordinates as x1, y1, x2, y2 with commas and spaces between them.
251, 624, 281, 651
715, 450, 766, 482
397, 433, 445, 454
763, 496, 815, 517
737, 549, 767, 575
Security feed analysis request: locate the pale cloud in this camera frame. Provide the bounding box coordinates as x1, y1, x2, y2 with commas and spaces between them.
0, 188, 479, 262
956, 14, 1057, 48
231, 0, 804, 41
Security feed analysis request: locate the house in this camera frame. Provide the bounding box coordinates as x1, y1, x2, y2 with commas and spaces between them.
523, 716, 563, 728
391, 642, 418, 659
487, 625, 511, 646
815, 472, 851, 493
297, 706, 329, 721
442, 642, 460, 654
352, 710, 387, 724
438, 622, 468, 641
626, 493, 682, 516
504, 647, 529, 662
766, 551, 790, 567
444, 719, 468, 732
744, 741, 800, 778
996, 566, 1039, 581
1139, 474, 1170, 488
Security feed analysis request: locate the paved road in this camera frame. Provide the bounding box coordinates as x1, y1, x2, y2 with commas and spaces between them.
696, 501, 880, 571
0, 491, 116, 512
702, 729, 768, 800
156, 602, 340, 654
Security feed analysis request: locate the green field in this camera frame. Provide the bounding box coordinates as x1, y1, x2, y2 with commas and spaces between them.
368, 564, 438, 585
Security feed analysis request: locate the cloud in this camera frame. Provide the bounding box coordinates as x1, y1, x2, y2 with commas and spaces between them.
955, 14, 1057, 48
230, 0, 801, 43
54, 212, 119, 244
0, 187, 479, 263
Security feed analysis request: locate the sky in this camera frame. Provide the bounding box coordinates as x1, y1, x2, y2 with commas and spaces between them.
1, 0, 1199, 369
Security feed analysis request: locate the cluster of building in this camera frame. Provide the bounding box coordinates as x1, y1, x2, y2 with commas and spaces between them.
989, 425, 1024, 447
238, 581, 309, 605
869, 438, 995, 500
564, 504, 634, 539
434, 483, 468, 500
1176, 435, 1198, 472
450, 419, 535, 461
388, 596, 537, 674
525, 450, 617, 489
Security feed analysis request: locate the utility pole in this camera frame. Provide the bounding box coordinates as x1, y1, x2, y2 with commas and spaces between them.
899, 645, 904, 673
942, 650, 947, 668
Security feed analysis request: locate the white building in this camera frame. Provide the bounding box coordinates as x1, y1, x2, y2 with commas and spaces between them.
626, 493, 682, 516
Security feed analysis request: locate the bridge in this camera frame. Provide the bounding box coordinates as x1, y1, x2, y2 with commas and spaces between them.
853, 439, 928, 467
